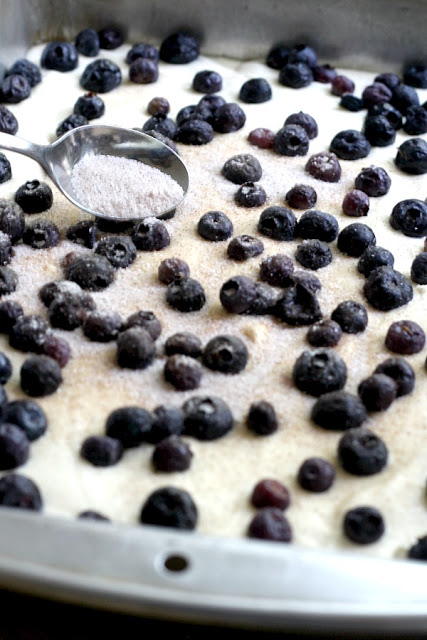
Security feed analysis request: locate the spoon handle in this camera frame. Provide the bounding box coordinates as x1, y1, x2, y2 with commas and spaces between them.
0, 132, 47, 168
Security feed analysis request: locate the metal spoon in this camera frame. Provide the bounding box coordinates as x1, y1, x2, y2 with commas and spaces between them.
0, 124, 189, 221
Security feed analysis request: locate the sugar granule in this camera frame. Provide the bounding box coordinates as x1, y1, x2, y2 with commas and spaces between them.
71, 154, 184, 219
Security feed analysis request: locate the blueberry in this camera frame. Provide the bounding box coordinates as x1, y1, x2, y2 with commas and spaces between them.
183, 395, 233, 440
259, 254, 294, 287
342, 190, 370, 217
295, 239, 332, 270
337, 222, 376, 257
0, 351, 12, 384
411, 252, 427, 284
385, 319, 425, 355
56, 113, 88, 137
140, 486, 198, 530
164, 354, 202, 391
394, 138, 427, 174
197, 210, 233, 241
331, 74, 355, 96
159, 32, 199, 64
285, 111, 318, 139
285, 184, 317, 209
331, 300, 368, 334
330, 129, 371, 160
95, 235, 137, 269
311, 390, 367, 430
42, 334, 71, 368
219, 275, 257, 314
126, 43, 159, 64
20, 355, 62, 397
265, 44, 289, 70
242, 283, 280, 316
6, 59, 41, 87
80, 435, 123, 466
41, 41, 78, 72
374, 72, 401, 91
0, 199, 24, 244
14, 180, 53, 214
312, 64, 337, 83
66, 220, 97, 248
294, 271, 323, 293
239, 78, 272, 103
403, 63, 427, 88
147, 96, 170, 116
222, 154, 262, 185
98, 25, 124, 50
80, 59, 122, 93
48, 291, 96, 330
295, 210, 339, 242
73, 92, 105, 120
391, 83, 420, 114
0, 232, 13, 265
340, 95, 364, 112
116, 327, 155, 370
273, 124, 309, 156
248, 127, 275, 149
292, 348, 347, 397
197, 93, 226, 116
234, 182, 267, 208
164, 332, 202, 359
152, 435, 193, 472
279, 62, 313, 88
142, 113, 178, 140
166, 277, 206, 312
174, 118, 214, 145
227, 235, 264, 261
75, 28, 100, 57
343, 506, 385, 544
0, 154, 12, 184
192, 70, 222, 94
363, 114, 396, 147
408, 536, 427, 560
246, 400, 278, 436
158, 257, 190, 284
142, 129, 178, 155
288, 44, 317, 67
0, 105, 18, 134
257, 206, 296, 240
129, 58, 158, 84
274, 282, 322, 326
355, 166, 391, 197
306, 319, 342, 348
250, 479, 291, 510
368, 102, 403, 129
297, 457, 335, 492
305, 151, 342, 182
83, 311, 122, 342
23, 220, 60, 249
212, 103, 246, 133
363, 266, 413, 311
357, 246, 394, 276
131, 217, 170, 251
65, 253, 115, 291
362, 82, 393, 108
203, 334, 248, 374
9, 314, 49, 353
0, 386, 7, 413
358, 373, 397, 411
0, 74, 31, 104
390, 199, 427, 237
247, 507, 292, 542
0, 473, 42, 510
403, 105, 427, 135
122, 310, 161, 341
338, 427, 388, 475
105, 406, 153, 447
0, 266, 17, 295
147, 405, 184, 444
374, 357, 415, 397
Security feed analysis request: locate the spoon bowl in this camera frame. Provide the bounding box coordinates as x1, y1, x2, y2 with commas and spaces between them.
0, 125, 189, 221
